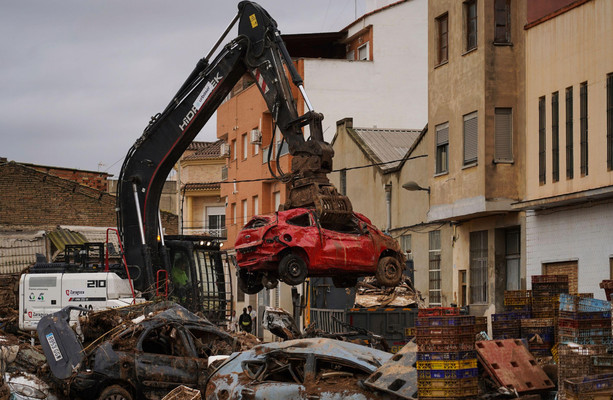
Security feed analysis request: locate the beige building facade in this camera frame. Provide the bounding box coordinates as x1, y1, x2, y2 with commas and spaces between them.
331, 118, 455, 306
177, 141, 226, 237
428, 0, 527, 316
518, 0, 613, 297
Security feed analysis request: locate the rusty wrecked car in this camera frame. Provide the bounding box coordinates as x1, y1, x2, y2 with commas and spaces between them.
235, 208, 405, 293
205, 337, 397, 400
38, 303, 237, 400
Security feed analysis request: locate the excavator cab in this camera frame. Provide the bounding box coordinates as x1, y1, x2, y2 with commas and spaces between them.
163, 236, 233, 324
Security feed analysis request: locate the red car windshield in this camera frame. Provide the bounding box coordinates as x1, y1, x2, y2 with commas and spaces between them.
243, 216, 273, 229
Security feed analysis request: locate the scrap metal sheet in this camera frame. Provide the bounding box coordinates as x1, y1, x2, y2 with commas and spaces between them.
363, 341, 418, 399
475, 339, 555, 393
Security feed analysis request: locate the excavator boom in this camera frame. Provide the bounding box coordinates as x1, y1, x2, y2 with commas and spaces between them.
117, 1, 351, 293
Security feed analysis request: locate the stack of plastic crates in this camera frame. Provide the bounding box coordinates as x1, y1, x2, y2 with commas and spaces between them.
503, 290, 532, 313
416, 308, 478, 399
531, 275, 569, 319
491, 290, 532, 340
600, 279, 613, 301
563, 373, 613, 400
557, 343, 609, 399
558, 293, 612, 349
520, 318, 555, 356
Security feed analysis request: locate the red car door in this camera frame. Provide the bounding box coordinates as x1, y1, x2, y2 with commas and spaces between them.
319, 220, 376, 272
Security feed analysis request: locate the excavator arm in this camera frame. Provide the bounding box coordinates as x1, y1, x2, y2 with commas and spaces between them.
117, 1, 351, 294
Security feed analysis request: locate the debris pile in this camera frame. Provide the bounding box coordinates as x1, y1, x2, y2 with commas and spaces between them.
0, 274, 19, 333
354, 276, 425, 308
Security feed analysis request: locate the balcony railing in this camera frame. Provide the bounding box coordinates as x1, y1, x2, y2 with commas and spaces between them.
182, 226, 227, 239
221, 166, 228, 181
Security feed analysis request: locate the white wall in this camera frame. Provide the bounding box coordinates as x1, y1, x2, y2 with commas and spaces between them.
525, 201, 613, 298
303, 0, 427, 143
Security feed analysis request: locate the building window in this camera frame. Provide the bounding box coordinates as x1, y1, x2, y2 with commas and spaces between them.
494, 0, 511, 44
273, 191, 281, 211
436, 122, 449, 174
277, 139, 289, 157
401, 234, 412, 255
470, 230, 488, 304
464, 0, 477, 51
566, 86, 574, 179
552, 92, 559, 182
463, 111, 478, 165
252, 195, 259, 216
358, 43, 369, 60
242, 199, 247, 226
495, 108, 513, 162
340, 169, 347, 195
436, 13, 448, 64
206, 206, 226, 238
607, 73, 613, 171
262, 146, 272, 164
505, 228, 520, 291
580, 82, 588, 176
538, 96, 546, 185
242, 134, 248, 160
428, 230, 442, 306
232, 139, 237, 160
231, 203, 236, 226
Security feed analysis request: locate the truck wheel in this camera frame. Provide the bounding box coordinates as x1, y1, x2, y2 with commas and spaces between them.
375, 256, 402, 287
332, 276, 358, 288
98, 385, 132, 400
278, 253, 307, 286
237, 270, 264, 294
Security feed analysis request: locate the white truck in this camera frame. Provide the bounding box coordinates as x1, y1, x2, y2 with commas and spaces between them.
18, 242, 146, 331
19, 271, 144, 331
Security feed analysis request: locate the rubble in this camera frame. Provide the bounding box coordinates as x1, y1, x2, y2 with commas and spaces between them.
354, 276, 425, 308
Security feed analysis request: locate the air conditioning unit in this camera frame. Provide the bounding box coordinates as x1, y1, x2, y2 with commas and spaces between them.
220, 142, 230, 158
250, 129, 262, 145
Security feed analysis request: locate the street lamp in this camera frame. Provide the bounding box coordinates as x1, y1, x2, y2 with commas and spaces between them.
402, 181, 430, 193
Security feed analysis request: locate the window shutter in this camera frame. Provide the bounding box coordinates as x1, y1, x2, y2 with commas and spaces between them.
495, 108, 513, 162
437, 123, 449, 145
463, 112, 478, 164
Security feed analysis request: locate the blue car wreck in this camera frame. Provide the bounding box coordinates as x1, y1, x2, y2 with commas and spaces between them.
204, 338, 397, 400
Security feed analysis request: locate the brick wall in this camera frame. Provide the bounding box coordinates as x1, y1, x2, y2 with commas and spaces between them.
0, 161, 177, 234
26, 164, 110, 192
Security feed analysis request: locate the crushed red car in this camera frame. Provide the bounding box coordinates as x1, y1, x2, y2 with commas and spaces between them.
235, 208, 405, 293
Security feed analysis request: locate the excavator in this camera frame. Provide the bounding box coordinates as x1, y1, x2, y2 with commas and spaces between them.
20, 1, 354, 329
117, 1, 354, 296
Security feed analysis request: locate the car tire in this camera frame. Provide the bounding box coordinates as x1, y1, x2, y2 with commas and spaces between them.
278, 253, 307, 286
98, 385, 133, 400
262, 274, 279, 290
332, 276, 358, 288
375, 256, 402, 287
237, 269, 264, 294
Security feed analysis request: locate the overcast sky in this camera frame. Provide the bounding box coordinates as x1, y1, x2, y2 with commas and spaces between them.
0, 1, 367, 177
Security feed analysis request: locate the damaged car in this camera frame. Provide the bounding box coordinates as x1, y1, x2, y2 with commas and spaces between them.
205, 337, 396, 400
38, 303, 237, 400
235, 208, 405, 293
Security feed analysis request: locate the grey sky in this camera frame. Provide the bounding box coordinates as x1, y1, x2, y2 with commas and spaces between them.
0, 1, 365, 177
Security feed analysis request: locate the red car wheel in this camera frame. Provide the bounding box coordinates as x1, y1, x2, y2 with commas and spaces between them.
279, 253, 307, 286
375, 256, 402, 287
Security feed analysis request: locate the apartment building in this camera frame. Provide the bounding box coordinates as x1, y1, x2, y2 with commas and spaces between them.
515, 0, 613, 297
428, 0, 527, 315
177, 140, 226, 237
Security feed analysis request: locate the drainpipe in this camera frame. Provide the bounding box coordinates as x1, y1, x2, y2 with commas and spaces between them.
384, 183, 392, 234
